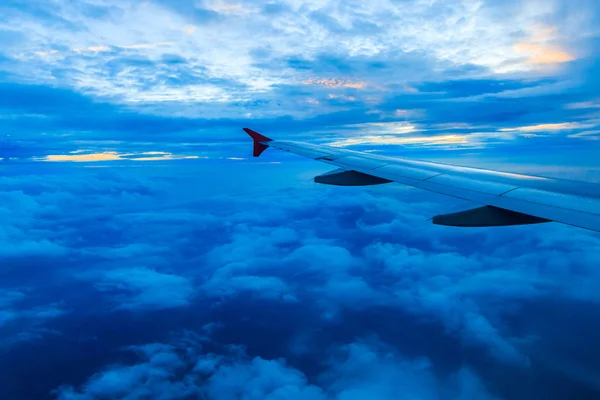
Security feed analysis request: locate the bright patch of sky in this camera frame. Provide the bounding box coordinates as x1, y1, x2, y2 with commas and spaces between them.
0, 0, 598, 146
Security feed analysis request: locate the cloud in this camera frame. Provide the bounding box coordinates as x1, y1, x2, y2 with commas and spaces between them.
73, 46, 111, 53
54, 332, 327, 400
37, 151, 200, 162
1, 55, 599, 152
568, 130, 600, 140
55, 333, 495, 400
203, 274, 297, 302
512, 25, 574, 66
566, 101, 600, 110
55, 342, 200, 400
499, 122, 587, 132
119, 42, 175, 50
0, 290, 26, 327
2, 157, 600, 398
323, 340, 497, 400
73, 42, 176, 53
182, 167, 600, 366
205, 356, 327, 400
1, 0, 598, 137
327, 134, 469, 147
303, 78, 367, 89
42, 152, 126, 162
513, 42, 574, 65
34, 49, 59, 57
82, 268, 194, 311
0, 289, 67, 348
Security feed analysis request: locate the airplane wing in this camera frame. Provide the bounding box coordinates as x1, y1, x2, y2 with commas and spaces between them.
243, 128, 600, 232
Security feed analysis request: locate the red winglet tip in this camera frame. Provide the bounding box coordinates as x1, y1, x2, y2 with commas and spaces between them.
253, 143, 268, 157
243, 128, 272, 157
243, 128, 272, 143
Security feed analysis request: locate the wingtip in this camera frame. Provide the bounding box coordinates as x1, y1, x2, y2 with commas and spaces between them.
243, 128, 272, 143
243, 128, 272, 157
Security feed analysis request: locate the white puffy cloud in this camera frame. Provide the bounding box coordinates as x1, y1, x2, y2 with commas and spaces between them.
0, 288, 67, 347
83, 268, 195, 311
2, 159, 600, 397
192, 176, 600, 365
56, 342, 200, 400
323, 340, 498, 400
56, 333, 495, 400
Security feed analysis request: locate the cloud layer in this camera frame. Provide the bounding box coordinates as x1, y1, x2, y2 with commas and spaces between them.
1, 160, 600, 399
55, 329, 497, 400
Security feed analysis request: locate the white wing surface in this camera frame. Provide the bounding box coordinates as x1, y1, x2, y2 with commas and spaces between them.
244, 128, 600, 232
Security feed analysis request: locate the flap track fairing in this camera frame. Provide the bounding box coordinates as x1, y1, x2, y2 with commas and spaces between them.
315, 168, 392, 186
433, 205, 550, 227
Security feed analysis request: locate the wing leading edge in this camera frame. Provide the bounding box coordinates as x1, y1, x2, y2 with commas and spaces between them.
243, 128, 600, 233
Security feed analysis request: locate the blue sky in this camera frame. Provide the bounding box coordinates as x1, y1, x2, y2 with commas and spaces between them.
1, 1, 600, 399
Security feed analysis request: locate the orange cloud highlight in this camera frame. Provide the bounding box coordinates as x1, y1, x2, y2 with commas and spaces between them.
38, 151, 199, 162
513, 25, 574, 65
44, 152, 125, 162
513, 43, 573, 65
